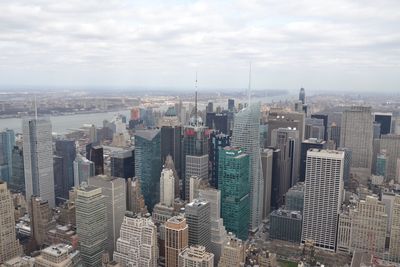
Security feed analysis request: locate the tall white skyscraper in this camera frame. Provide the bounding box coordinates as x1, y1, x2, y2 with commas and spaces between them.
113, 214, 158, 267
23, 118, 55, 207
340, 106, 373, 174
160, 168, 175, 207
231, 102, 263, 231
301, 149, 344, 251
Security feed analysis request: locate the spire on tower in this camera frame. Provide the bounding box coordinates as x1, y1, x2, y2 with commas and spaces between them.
248, 62, 252, 106
34, 95, 38, 120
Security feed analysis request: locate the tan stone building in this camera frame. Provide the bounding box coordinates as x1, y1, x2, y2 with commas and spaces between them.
165, 215, 188, 267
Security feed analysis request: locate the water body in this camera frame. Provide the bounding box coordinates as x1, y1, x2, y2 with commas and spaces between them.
0, 110, 131, 134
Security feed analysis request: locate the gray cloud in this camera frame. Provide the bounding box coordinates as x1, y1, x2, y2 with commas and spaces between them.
0, 0, 399, 91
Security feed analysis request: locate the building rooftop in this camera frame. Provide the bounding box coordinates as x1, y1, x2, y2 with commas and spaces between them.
135, 129, 160, 141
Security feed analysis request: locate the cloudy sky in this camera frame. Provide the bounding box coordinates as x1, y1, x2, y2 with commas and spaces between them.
0, 0, 399, 92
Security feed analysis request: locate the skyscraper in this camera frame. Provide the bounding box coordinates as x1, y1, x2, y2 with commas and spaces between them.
389, 195, 400, 262
160, 168, 175, 207
113, 214, 158, 267
126, 177, 148, 215
76, 185, 107, 266
31, 196, 55, 247
135, 129, 161, 211
0, 181, 23, 263
374, 112, 392, 136
165, 215, 188, 267
375, 135, 400, 181
73, 154, 95, 187
299, 88, 305, 104
10, 146, 24, 192
179, 245, 214, 267
231, 102, 263, 232
301, 149, 344, 251
23, 118, 55, 207
160, 124, 182, 182
261, 148, 273, 219
185, 199, 211, 251
110, 148, 135, 179
209, 131, 230, 188
218, 147, 250, 240
340, 106, 373, 174
88, 175, 126, 256
0, 129, 15, 183
54, 139, 76, 201
218, 233, 245, 267
85, 143, 104, 175
228, 99, 235, 112
310, 114, 328, 141
185, 154, 208, 201
300, 138, 326, 182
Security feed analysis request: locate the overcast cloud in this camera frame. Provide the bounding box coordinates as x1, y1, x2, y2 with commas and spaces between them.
0, 0, 399, 92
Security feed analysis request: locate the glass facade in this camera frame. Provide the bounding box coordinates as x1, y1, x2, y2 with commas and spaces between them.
218, 147, 250, 240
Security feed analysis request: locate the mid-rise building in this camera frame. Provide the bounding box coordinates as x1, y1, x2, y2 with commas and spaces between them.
88, 175, 126, 256
261, 148, 273, 220
34, 243, 81, 267
179, 245, 214, 267
301, 149, 344, 251
269, 209, 302, 243
389, 195, 400, 262
165, 215, 188, 267
76, 185, 107, 266
285, 182, 304, 211
23, 118, 55, 207
113, 214, 158, 267
218, 147, 250, 240
135, 129, 161, 211
340, 106, 373, 174
31, 196, 55, 247
185, 199, 211, 251
218, 233, 245, 267
0, 181, 23, 263
126, 177, 148, 215
231, 102, 263, 232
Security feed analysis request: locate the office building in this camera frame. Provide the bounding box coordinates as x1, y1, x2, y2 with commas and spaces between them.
86, 143, 104, 175
198, 188, 227, 263
76, 185, 107, 266
23, 118, 55, 207
185, 154, 208, 201
160, 168, 175, 207
389, 195, 400, 262
88, 175, 126, 256
0, 129, 15, 183
285, 182, 304, 211
376, 151, 388, 178
305, 118, 325, 140
311, 114, 328, 141
206, 112, 229, 134
179, 245, 214, 267
218, 233, 245, 267
374, 112, 392, 136
73, 154, 95, 187
270, 148, 283, 209
269, 209, 302, 243
261, 148, 273, 219
299, 88, 305, 104
54, 139, 76, 202
113, 214, 158, 267
375, 135, 400, 181
0, 181, 23, 263
165, 215, 188, 267
209, 131, 230, 188
10, 146, 24, 192
337, 147, 352, 186
182, 121, 209, 200
301, 149, 344, 251
34, 243, 81, 267
373, 122, 381, 139
111, 148, 134, 179
350, 196, 387, 257
329, 122, 341, 148
271, 128, 299, 192
135, 129, 161, 211
185, 199, 211, 251
126, 177, 148, 215
160, 124, 182, 184
31, 196, 55, 247
228, 99, 235, 112
218, 147, 250, 240
340, 106, 373, 174
300, 138, 326, 181
231, 102, 263, 232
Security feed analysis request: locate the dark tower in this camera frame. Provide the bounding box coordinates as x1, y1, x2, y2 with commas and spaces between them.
299, 88, 306, 104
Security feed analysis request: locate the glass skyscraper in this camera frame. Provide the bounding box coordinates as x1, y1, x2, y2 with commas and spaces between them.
231, 102, 263, 231
218, 146, 250, 240
0, 129, 15, 183
135, 129, 161, 211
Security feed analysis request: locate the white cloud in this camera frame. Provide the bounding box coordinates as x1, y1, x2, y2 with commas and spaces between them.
0, 0, 399, 91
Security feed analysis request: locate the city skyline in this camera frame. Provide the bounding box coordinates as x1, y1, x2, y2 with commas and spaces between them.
0, 1, 399, 91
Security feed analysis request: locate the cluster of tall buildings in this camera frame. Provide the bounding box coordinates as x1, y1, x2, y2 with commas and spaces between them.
3, 88, 400, 266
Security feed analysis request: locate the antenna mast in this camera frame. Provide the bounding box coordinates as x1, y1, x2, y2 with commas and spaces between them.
34, 95, 38, 120
194, 72, 198, 126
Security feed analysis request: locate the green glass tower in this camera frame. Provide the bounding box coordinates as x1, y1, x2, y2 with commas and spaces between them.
218, 146, 250, 240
